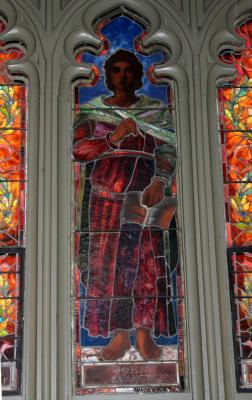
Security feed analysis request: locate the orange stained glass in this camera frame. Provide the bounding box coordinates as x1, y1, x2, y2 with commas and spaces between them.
0, 16, 26, 393
0, 253, 21, 337
218, 20, 252, 247
218, 19, 252, 391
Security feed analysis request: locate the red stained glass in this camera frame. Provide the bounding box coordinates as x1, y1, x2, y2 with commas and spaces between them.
71, 13, 185, 395
0, 254, 21, 334
134, 31, 148, 55
223, 182, 252, 246
0, 251, 24, 392
228, 252, 252, 389
0, 87, 26, 249
0, 180, 25, 246
0, 17, 26, 394
82, 363, 179, 387
0, 130, 26, 171
230, 252, 252, 337
218, 88, 252, 131
0, 16, 6, 34
0, 86, 26, 128
74, 57, 100, 87
218, 22, 252, 246
0, 51, 24, 85
94, 23, 109, 57
218, 19, 252, 390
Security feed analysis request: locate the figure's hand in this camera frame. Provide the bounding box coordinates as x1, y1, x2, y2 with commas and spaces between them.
109, 118, 137, 144
142, 179, 165, 208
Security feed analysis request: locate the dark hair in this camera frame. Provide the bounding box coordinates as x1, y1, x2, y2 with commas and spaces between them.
104, 49, 143, 91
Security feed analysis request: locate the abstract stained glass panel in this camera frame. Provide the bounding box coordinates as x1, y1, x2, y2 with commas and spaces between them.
218, 20, 252, 391
0, 16, 26, 394
71, 13, 187, 395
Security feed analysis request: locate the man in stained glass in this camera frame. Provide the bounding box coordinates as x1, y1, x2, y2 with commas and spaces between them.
73, 50, 177, 361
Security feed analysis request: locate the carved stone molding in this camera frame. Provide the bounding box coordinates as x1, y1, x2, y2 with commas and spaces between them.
62, 0, 184, 87
171, 0, 184, 13
0, 1, 37, 76
56, 3, 206, 400
60, 0, 74, 9
202, 0, 218, 12
197, 0, 220, 28
165, 0, 191, 26
28, 0, 41, 8
17, 0, 41, 11
54, 0, 191, 36
201, 1, 252, 398
13, 0, 46, 30
207, 0, 252, 80
226, 0, 252, 32
0, 2, 40, 400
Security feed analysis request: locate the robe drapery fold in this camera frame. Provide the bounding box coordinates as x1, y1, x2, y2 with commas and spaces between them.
73, 95, 177, 338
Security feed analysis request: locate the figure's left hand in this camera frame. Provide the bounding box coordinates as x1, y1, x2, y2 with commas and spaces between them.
141, 179, 165, 208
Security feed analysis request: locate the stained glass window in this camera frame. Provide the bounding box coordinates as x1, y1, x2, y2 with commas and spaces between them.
71, 12, 187, 395
0, 15, 27, 394
218, 19, 252, 391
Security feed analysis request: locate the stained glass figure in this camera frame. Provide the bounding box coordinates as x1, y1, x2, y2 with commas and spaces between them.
218, 19, 252, 390
71, 13, 186, 395
0, 15, 26, 394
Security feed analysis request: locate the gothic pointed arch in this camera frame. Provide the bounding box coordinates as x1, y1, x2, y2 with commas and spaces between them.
0, 1, 41, 398
56, 1, 204, 399
205, 0, 252, 397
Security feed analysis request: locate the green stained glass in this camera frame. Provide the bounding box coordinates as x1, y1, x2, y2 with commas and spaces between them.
0, 16, 27, 395
218, 19, 252, 390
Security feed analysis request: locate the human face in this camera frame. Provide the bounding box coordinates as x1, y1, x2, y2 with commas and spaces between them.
109, 61, 135, 92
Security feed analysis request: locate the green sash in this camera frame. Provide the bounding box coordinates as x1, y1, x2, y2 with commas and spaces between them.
74, 95, 176, 145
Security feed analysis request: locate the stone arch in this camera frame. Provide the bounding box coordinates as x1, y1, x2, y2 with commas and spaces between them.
56, 2, 204, 399
0, 2, 41, 399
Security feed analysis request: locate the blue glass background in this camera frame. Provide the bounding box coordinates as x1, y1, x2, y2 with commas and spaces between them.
78, 16, 169, 105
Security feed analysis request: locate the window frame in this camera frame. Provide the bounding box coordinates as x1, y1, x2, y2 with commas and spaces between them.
2, 0, 252, 399
0, 1, 40, 399
57, 1, 205, 399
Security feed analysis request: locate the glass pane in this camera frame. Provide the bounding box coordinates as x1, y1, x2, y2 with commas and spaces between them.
0, 18, 27, 394
0, 129, 26, 174
0, 85, 26, 129
0, 180, 26, 247
218, 19, 252, 391
220, 131, 252, 183
223, 182, 252, 246
71, 12, 186, 395
218, 87, 252, 131
0, 250, 24, 394
228, 251, 252, 388
74, 15, 174, 109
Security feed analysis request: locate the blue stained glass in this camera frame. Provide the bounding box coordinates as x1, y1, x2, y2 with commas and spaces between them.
79, 16, 168, 105
77, 17, 178, 348
81, 328, 110, 347
72, 13, 185, 393
80, 327, 178, 347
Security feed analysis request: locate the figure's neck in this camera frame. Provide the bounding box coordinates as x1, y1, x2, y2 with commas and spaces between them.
105, 91, 140, 107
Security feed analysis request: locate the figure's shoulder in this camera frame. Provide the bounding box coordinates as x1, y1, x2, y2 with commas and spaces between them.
133, 95, 173, 128
73, 95, 106, 128
137, 95, 165, 108
80, 95, 105, 109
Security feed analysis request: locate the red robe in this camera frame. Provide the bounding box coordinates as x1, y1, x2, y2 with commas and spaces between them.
73, 118, 175, 337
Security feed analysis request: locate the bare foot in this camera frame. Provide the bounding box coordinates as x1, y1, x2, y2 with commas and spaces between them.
136, 327, 161, 360
102, 330, 131, 361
